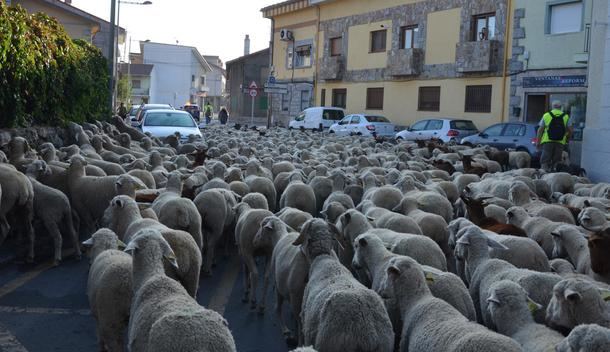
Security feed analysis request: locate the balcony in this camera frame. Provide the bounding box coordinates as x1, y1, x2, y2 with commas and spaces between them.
319, 56, 344, 80
455, 40, 500, 73
386, 48, 423, 76
131, 88, 149, 97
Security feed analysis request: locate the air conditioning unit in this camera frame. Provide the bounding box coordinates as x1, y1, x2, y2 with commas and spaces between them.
279, 29, 294, 41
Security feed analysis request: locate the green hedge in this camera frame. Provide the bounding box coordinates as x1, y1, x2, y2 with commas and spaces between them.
0, 3, 110, 128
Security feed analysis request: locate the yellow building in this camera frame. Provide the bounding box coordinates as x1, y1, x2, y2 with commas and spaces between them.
262, 0, 512, 129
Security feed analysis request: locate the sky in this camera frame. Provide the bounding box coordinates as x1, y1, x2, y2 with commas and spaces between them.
72, 0, 278, 65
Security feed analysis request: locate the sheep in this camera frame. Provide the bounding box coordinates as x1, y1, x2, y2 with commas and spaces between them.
542, 172, 576, 194
322, 172, 355, 211
459, 194, 526, 236
245, 174, 277, 212
578, 207, 610, 231
234, 202, 273, 311
507, 150, 531, 169
373, 210, 423, 236
293, 218, 394, 352
362, 182, 403, 211
589, 182, 610, 198
279, 174, 317, 216
546, 278, 610, 333
352, 232, 476, 323
150, 171, 203, 250
125, 229, 236, 352
0, 163, 35, 261
307, 174, 333, 213
455, 226, 562, 327
82, 228, 131, 352
194, 189, 238, 275
377, 256, 522, 352
242, 192, 269, 210
275, 207, 312, 231
25, 160, 81, 265
506, 206, 562, 258
486, 280, 564, 352
252, 216, 307, 344
509, 181, 576, 224
320, 201, 346, 224
102, 195, 201, 297
402, 190, 453, 223
556, 324, 610, 352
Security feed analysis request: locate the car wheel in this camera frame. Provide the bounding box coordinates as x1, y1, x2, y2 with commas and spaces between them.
318, 124, 324, 132
300, 126, 305, 131
356, 132, 362, 136
288, 126, 293, 130
462, 141, 473, 147
329, 130, 335, 134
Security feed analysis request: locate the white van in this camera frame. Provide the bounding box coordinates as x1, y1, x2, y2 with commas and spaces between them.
288, 107, 345, 131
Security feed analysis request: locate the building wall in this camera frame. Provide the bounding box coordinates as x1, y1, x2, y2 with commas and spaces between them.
13, 0, 95, 41
226, 49, 270, 118
143, 43, 194, 107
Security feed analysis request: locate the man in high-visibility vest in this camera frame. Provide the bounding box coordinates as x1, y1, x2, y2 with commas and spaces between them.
536, 100, 573, 172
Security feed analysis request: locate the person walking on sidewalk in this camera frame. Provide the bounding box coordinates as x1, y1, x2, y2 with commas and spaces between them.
536, 100, 573, 172
204, 102, 213, 125
218, 107, 229, 125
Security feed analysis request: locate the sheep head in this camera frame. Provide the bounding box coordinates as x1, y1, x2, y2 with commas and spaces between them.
588, 227, 610, 275
292, 218, 343, 261
82, 228, 124, 264
125, 228, 178, 270
378, 256, 431, 302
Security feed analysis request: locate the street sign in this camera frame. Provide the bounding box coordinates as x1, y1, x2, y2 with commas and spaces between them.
249, 89, 258, 97
268, 75, 276, 84
264, 88, 288, 94
249, 81, 258, 89
264, 83, 286, 89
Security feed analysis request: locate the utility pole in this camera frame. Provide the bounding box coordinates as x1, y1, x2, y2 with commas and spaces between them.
108, 0, 117, 113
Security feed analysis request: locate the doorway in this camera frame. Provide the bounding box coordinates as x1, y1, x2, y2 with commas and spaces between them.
525, 94, 547, 124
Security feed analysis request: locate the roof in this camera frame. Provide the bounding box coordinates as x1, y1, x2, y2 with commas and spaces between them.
39, 0, 126, 35
261, 0, 310, 18
140, 41, 212, 72
118, 63, 153, 76
226, 48, 270, 66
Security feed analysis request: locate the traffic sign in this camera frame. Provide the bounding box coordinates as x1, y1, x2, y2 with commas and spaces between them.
249, 81, 258, 89
249, 89, 258, 97
264, 87, 288, 94
268, 75, 276, 84
264, 83, 286, 89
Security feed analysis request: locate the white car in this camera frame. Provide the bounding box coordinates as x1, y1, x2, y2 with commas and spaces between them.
288, 107, 345, 131
395, 118, 479, 143
329, 114, 396, 137
141, 109, 202, 142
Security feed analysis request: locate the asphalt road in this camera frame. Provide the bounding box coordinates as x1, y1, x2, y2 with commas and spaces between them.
0, 239, 293, 352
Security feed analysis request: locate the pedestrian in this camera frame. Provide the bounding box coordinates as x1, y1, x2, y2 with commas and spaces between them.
117, 102, 128, 119
536, 100, 573, 172
204, 101, 213, 125
218, 107, 229, 125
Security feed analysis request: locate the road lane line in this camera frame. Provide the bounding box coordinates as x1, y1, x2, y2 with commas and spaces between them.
0, 249, 75, 300
0, 306, 90, 316
207, 255, 241, 315
0, 322, 28, 352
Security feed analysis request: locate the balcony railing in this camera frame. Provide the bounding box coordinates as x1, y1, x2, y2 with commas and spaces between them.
387, 48, 423, 76
319, 56, 344, 80
455, 40, 500, 73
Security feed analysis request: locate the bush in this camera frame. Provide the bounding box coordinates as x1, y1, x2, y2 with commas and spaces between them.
0, 3, 110, 128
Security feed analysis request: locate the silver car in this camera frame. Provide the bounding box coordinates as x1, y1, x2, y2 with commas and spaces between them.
141, 109, 202, 142
395, 118, 479, 143
329, 114, 396, 137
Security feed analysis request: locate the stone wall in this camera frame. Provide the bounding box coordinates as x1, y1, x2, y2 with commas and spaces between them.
0, 127, 70, 149
270, 81, 314, 126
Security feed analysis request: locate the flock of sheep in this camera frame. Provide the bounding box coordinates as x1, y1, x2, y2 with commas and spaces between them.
0, 115, 609, 352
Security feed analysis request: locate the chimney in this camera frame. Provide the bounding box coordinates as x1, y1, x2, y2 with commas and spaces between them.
244, 34, 250, 56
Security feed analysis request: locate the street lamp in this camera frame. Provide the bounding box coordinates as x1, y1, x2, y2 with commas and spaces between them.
108, 0, 152, 112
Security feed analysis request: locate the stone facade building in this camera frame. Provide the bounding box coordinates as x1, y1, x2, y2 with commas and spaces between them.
226, 48, 271, 118
262, 0, 511, 128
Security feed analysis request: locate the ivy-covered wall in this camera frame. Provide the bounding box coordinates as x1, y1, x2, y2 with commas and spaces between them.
0, 3, 110, 128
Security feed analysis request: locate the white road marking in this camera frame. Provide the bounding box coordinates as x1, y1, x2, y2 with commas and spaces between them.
0, 322, 28, 352
0, 306, 90, 316
207, 255, 241, 315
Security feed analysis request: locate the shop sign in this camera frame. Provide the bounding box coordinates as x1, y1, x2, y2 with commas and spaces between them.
523, 75, 587, 88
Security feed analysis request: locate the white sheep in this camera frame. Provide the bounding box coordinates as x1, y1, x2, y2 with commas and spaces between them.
242, 192, 269, 210
546, 278, 610, 333
455, 226, 561, 327
509, 181, 575, 224
126, 229, 236, 352
508, 150, 531, 169
578, 207, 610, 232
556, 324, 610, 352
542, 172, 576, 194
486, 280, 564, 352
293, 218, 394, 351
377, 256, 522, 352
83, 228, 131, 352
279, 174, 317, 216
506, 206, 562, 258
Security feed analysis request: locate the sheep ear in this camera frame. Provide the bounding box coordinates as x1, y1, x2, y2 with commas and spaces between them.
584, 200, 591, 207
81, 238, 94, 248
527, 297, 543, 313
487, 238, 508, 250
163, 249, 179, 269
564, 289, 581, 301
422, 269, 437, 283
456, 236, 469, 245
115, 179, 123, 187
114, 198, 125, 208
124, 241, 138, 254
387, 265, 401, 277
263, 221, 274, 230
486, 292, 500, 305
366, 216, 375, 222
358, 237, 368, 247
117, 240, 127, 250
292, 231, 306, 246
599, 289, 610, 302
341, 212, 352, 226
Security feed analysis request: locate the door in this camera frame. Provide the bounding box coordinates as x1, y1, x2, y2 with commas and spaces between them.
408, 120, 429, 140
525, 94, 547, 124
335, 116, 351, 135
499, 123, 526, 149
424, 119, 444, 139
479, 123, 505, 148
349, 115, 362, 134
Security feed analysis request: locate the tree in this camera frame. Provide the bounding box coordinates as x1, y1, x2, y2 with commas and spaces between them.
117, 75, 131, 105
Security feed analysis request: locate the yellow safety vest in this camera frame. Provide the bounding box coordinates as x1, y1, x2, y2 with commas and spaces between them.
541, 109, 569, 145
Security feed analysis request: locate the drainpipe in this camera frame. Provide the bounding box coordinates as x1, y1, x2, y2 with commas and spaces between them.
267, 18, 275, 128
500, 0, 513, 123
314, 4, 321, 107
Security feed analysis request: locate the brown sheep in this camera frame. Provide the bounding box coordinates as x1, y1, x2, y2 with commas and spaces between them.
588, 227, 610, 275
461, 193, 527, 237
461, 155, 487, 177
485, 150, 510, 171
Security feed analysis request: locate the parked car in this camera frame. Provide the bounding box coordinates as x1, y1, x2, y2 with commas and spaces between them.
395, 118, 478, 143
461, 122, 541, 157
140, 109, 202, 141
132, 103, 174, 127
288, 107, 345, 131
183, 104, 201, 121
329, 114, 396, 137
125, 104, 139, 123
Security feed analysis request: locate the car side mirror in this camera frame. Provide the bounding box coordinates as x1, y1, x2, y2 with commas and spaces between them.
479, 133, 488, 138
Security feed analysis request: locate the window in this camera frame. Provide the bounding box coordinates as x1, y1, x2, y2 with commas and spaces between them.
482, 124, 505, 137
332, 89, 347, 108
370, 30, 387, 53
365, 115, 389, 123
503, 124, 526, 137
330, 37, 342, 56
200, 76, 206, 86
287, 46, 294, 69
418, 86, 441, 111
322, 109, 344, 121
191, 75, 195, 82
295, 44, 312, 68
300, 90, 311, 111
450, 120, 478, 130
131, 79, 141, 89
295, 112, 305, 121
427, 120, 444, 130
410, 120, 428, 131
472, 13, 496, 41
465, 85, 493, 113
366, 88, 384, 110
549, 1, 583, 34
338, 116, 351, 125
350, 116, 361, 124
321, 89, 326, 107
399, 25, 419, 49
282, 92, 290, 111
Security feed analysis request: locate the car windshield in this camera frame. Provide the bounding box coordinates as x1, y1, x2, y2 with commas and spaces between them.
365, 115, 389, 123
145, 112, 196, 127
450, 120, 477, 130
322, 109, 344, 121
128, 107, 138, 116
144, 105, 171, 111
